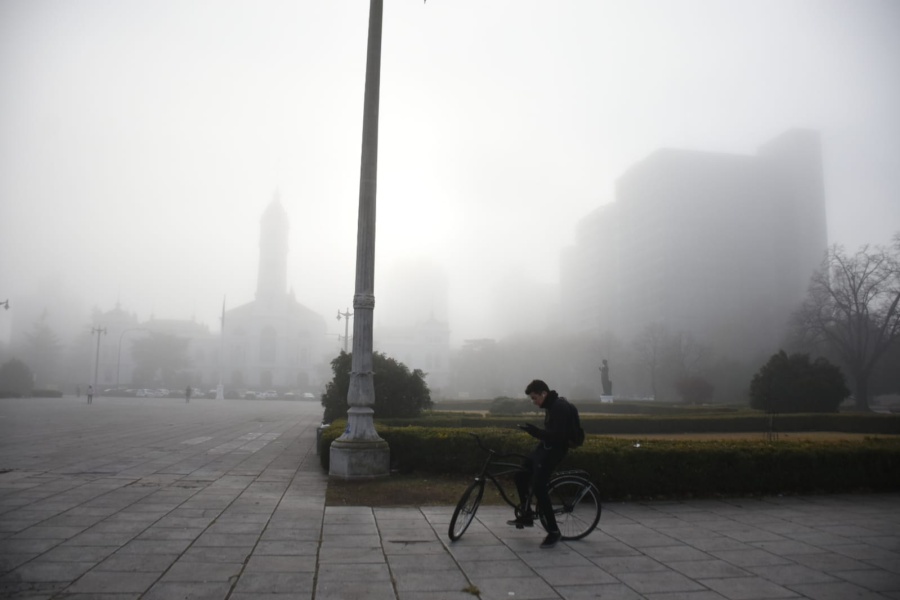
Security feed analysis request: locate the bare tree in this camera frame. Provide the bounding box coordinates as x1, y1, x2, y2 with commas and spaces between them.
793, 234, 900, 410
633, 323, 668, 400
634, 324, 710, 402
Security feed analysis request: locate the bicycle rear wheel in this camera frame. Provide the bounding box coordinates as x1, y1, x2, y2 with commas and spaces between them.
540, 476, 601, 541
448, 480, 485, 541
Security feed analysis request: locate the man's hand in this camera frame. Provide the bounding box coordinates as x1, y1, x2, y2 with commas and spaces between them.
517, 423, 540, 438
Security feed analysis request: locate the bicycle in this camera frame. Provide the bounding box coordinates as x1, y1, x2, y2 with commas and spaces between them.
448, 432, 601, 542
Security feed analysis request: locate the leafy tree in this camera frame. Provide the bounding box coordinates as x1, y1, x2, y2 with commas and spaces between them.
0, 358, 34, 397
23, 312, 62, 387
792, 235, 900, 410
322, 351, 432, 422
675, 375, 715, 405
749, 350, 849, 413
131, 333, 191, 387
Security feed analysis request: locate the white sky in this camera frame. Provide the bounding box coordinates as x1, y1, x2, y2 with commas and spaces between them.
1, 0, 898, 345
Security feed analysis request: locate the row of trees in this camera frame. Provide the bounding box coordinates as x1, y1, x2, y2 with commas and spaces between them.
442, 235, 900, 411
0, 330, 193, 394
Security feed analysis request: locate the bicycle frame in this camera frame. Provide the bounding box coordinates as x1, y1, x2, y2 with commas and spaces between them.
467, 432, 531, 512
449, 433, 602, 542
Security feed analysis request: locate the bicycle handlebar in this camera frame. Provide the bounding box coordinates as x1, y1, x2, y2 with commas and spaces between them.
468, 431, 528, 461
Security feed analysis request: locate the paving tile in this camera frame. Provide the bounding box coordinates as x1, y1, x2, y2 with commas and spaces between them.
643, 592, 729, 600
244, 554, 317, 573
533, 564, 619, 586
94, 552, 179, 572
834, 568, 900, 592
7, 560, 95, 582
747, 563, 839, 585
160, 561, 243, 583
184, 545, 256, 565
555, 583, 648, 599
711, 548, 793, 568
471, 575, 558, 599
116, 538, 192, 554
232, 572, 314, 594
616, 569, 708, 595
142, 580, 234, 600
0, 553, 40, 573
253, 540, 319, 556
669, 559, 751, 579
316, 562, 391, 582
387, 552, 458, 570
590, 554, 669, 573
700, 576, 798, 600
642, 544, 714, 562
788, 580, 890, 600
315, 580, 397, 600
65, 570, 160, 594
457, 559, 534, 579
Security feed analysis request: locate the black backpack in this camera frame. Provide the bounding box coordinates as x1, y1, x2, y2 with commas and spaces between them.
567, 400, 586, 448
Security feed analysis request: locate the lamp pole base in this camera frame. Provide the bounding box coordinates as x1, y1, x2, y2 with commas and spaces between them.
329, 438, 390, 479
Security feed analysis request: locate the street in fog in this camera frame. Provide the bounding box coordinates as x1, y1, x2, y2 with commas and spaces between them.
0, 396, 324, 477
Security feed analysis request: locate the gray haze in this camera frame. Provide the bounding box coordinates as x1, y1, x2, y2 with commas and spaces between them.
1, 0, 899, 348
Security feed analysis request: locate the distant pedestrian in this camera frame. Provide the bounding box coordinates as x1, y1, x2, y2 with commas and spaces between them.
87, 385, 93, 404
76, 385, 81, 399
185, 386, 191, 403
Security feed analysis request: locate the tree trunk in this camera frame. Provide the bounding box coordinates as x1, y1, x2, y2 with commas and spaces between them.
853, 372, 870, 411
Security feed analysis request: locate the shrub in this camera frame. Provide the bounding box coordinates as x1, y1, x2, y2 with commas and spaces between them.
675, 375, 715, 405
321, 351, 432, 422
0, 358, 33, 397
750, 351, 849, 413
489, 397, 535, 416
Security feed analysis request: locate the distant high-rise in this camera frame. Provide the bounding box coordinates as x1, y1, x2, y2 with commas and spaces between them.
561, 130, 828, 361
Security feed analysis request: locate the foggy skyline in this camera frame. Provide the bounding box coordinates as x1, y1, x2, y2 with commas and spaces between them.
2, 0, 898, 347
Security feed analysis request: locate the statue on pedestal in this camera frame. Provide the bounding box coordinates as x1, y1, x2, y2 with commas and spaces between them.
600, 359, 612, 396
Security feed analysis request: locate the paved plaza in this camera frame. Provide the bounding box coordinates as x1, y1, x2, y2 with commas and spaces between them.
1, 397, 899, 600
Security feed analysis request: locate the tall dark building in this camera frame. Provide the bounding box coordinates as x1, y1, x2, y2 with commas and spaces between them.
561, 130, 827, 361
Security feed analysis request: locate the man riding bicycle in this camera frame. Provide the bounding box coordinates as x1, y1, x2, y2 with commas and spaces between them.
512, 379, 574, 549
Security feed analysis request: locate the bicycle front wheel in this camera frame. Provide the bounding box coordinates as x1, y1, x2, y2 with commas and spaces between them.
540, 476, 601, 541
448, 480, 485, 541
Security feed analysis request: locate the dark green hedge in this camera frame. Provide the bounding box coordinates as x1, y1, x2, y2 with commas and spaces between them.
319, 423, 900, 500
381, 413, 900, 435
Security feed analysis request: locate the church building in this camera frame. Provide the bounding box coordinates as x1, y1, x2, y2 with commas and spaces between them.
221, 194, 328, 392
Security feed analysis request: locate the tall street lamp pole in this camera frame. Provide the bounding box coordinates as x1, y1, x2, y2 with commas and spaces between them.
330, 0, 390, 479
336, 308, 353, 353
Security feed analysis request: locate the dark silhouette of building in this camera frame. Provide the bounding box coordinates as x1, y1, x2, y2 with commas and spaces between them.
561, 130, 827, 361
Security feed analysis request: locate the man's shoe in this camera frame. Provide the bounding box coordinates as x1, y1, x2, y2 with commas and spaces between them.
540, 531, 561, 549
506, 514, 534, 529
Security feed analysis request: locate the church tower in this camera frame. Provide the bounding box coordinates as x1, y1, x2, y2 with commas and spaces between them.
256, 191, 289, 305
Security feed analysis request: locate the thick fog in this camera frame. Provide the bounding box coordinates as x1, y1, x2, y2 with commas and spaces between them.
1, 0, 899, 351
